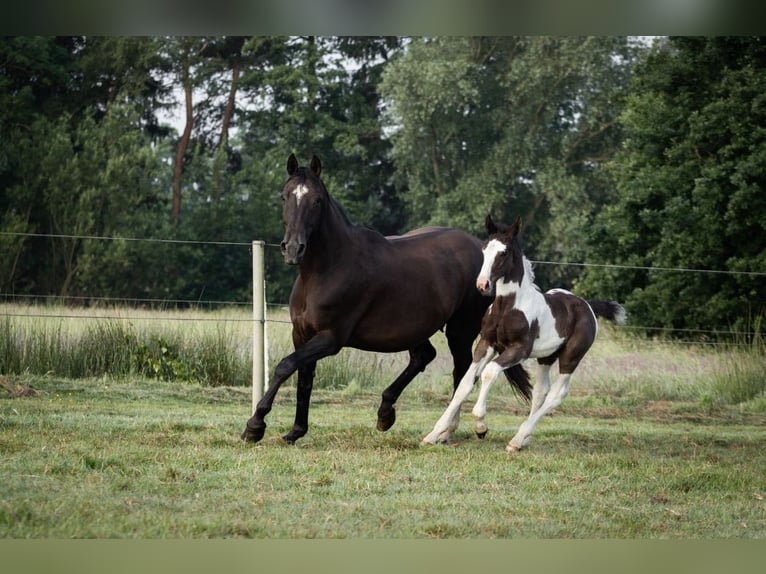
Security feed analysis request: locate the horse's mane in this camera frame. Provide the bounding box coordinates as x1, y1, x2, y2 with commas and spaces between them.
297, 167, 387, 238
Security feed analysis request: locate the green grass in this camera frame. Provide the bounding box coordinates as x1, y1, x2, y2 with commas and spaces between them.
1, 373, 765, 538
2, 305, 765, 538
0, 304, 252, 386
3, 304, 764, 410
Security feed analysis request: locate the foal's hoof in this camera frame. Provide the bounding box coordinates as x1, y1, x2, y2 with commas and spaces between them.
376, 406, 396, 432
241, 425, 265, 443
507, 433, 532, 452
506, 438, 530, 452
421, 429, 452, 445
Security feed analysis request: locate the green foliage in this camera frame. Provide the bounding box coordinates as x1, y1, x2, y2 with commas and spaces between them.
0, 306, 250, 386
579, 37, 766, 332
380, 36, 636, 289
708, 316, 766, 407
133, 335, 192, 381
1, 36, 762, 334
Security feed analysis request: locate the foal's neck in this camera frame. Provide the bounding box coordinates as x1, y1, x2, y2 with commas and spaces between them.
495, 256, 542, 308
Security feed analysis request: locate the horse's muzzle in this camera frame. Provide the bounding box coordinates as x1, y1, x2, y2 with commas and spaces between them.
281, 240, 306, 265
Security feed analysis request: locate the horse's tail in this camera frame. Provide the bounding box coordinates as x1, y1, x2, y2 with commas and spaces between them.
587, 299, 627, 325
503, 363, 532, 403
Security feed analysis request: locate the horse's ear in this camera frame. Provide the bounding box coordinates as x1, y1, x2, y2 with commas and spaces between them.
509, 216, 523, 238
485, 214, 498, 235
287, 153, 299, 176
310, 155, 322, 177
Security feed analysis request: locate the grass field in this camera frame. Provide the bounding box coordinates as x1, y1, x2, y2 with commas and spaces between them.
1, 305, 765, 538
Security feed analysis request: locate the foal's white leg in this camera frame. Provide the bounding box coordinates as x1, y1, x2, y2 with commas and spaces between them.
507, 371, 572, 452
529, 363, 552, 416
422, 348, 495, 445
471, 360, 504, 438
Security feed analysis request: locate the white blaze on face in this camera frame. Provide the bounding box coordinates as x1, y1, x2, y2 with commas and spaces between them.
293, 184, 309, 206
477, 239, 506, 289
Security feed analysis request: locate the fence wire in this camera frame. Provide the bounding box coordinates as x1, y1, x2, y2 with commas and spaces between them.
1, 230, 763, 345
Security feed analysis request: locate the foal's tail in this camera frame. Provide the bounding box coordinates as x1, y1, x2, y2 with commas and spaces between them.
503, 364, 532, 403
587, 300, 628, 325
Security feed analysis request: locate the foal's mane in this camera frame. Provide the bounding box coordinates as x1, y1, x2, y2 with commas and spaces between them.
490, 217, 538, 290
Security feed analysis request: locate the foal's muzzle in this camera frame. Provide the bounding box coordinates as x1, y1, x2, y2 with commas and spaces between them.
476, 276, 493, 296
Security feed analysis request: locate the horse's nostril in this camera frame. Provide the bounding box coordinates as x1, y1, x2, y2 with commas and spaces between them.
297, 243, 306, 257
280, 241, 287, 253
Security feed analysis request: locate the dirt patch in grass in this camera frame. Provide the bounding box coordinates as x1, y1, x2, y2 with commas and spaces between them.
0, 375, 43, 398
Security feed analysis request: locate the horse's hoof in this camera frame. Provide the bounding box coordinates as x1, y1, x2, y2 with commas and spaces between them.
241, 425, 265, 443
281, 430, 305, 444
474, 421, 488, 439
376, 407, 396, 432
476, 430, 488, 439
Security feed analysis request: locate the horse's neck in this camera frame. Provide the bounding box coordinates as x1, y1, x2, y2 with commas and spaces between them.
496, 256, 543, 312
302, 198, 356, 272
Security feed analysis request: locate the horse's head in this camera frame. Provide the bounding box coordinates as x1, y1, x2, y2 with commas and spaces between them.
280, 153, 327, 265
476, 214, 524, 296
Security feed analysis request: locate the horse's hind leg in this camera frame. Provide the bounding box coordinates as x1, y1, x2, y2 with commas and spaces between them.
445, 321, 476, 392
377, 340, 436, 432
530, 363, 552, 416
446, 300, 485, 391
508, 371, 572, 452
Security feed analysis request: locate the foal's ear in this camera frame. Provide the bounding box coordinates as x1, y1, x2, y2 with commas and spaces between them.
287, 153, 299, 176
485, 214, 498, 235
310, 155, 322, 177
509, 216, 523, 238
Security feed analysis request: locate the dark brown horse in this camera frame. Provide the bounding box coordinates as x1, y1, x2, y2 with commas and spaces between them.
423, 215, 626, 451
241, 155, 531, 444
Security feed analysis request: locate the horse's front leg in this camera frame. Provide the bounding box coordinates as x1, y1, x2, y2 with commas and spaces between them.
241, 331, 339, 444
422, 342, 495, 445
472, 345, 527, 440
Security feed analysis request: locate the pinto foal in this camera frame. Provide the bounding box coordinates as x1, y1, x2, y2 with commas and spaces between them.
423, 215, 626, 452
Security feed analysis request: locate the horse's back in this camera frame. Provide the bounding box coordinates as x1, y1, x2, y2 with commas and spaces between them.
291, 225, 485, 352
386, 226, 484, 261
386, 226, 456, 241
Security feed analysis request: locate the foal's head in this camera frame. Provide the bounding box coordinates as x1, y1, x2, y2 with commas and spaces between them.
280, 154, 327, 265
476, 214, 526, 296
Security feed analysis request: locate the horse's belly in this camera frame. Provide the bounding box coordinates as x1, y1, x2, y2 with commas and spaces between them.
529, 336, 565, 359
345, 317, 444, 353
526, 307, 565, 359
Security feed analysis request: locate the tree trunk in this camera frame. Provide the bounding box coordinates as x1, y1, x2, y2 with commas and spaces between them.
172, 60, 193, 224
212, 63, 240, 204
219, 62, 239, 148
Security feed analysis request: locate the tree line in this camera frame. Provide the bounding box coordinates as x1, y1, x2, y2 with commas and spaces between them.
1, 36, 763, 335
